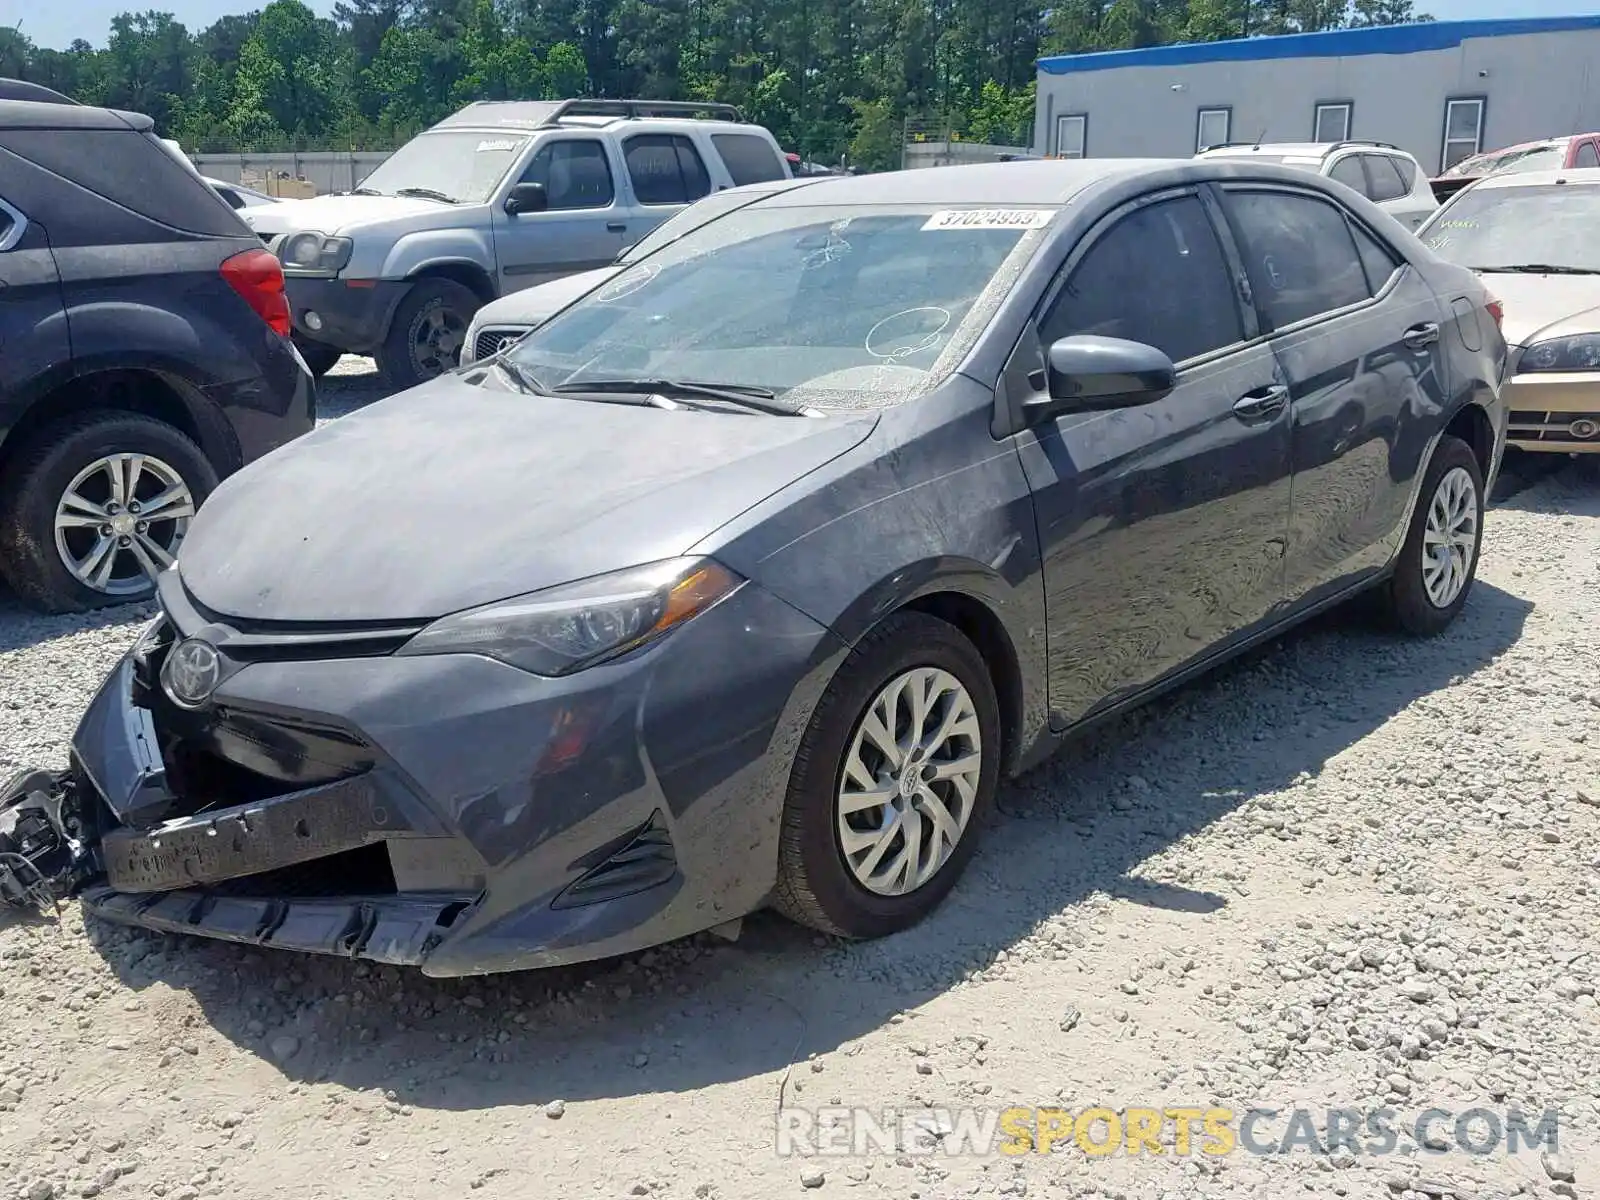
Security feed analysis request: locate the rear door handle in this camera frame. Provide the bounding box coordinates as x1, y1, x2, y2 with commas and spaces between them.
1404, 322, 1440, 349
607, 222, 628, 233
1233, 384, 1289, 421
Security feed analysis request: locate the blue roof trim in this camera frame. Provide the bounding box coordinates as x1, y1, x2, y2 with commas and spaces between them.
1037, 15, 1600, 75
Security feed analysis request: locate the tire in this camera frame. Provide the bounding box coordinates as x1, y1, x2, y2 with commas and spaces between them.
772, 611, 1002, 939
1380, 434, 1484, 636
375, 278, 480, 390
0, 410, 217, 614
293, 336, 343, 379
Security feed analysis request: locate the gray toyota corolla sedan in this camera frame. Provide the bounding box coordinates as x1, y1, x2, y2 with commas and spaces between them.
2, 159, 1507, 976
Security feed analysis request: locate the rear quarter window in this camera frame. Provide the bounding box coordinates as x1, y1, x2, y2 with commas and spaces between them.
712, 133, 787, 185
0, 129, 247, 238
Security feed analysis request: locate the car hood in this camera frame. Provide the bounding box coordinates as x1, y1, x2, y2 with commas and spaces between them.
473, 267, 621, 329
1480, 273, 1600, 347
176, 379, 876, 623
242, 194, 463, 238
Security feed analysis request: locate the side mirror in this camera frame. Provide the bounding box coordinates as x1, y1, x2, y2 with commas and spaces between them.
1025, 335, 1177, 422
505, 182, 548, 216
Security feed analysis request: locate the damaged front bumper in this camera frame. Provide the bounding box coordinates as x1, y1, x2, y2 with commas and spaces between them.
8, 570, 842, 976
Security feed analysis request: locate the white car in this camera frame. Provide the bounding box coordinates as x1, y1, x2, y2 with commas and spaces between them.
205, 178, 281, 211
462, 175, 826, 363
1196, 141, 1439, 231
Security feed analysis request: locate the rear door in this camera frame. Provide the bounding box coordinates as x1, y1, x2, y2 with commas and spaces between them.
0, 191, 68, 443
491, 134, 629, 293
1011, 188, 1293, 726
1218, 184, 1450, 607
615, 132, 715, 242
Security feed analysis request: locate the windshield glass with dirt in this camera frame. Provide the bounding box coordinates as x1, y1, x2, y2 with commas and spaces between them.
1443, 144, 1564, 178
1421, 185, 1600, 272
505, 203, 1054, 411
355, 131, 532, 204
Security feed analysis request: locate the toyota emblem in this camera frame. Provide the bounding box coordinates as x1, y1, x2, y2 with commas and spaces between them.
162, 637, 222, 709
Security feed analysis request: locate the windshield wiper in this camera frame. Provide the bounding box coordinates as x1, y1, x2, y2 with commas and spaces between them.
488, 356, 545, 395
345, 187, 383, 197
394, 187, 459, 204
1472, 263, 1600, 275
551, 378, 809, 417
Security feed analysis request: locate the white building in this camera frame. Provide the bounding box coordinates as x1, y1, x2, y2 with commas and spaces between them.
1033, 15, 1600, 175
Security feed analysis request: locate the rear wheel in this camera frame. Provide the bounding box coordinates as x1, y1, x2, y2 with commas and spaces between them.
376, 278, 480, 390
1380, 435, 1484, 636
0, 410, 215, 613
293, 336, 343, 379
772, 612, 1001, 938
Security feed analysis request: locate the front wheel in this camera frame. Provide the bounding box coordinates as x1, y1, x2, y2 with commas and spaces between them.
1380, 434, 1484, 636
772, 611, 1001, 939
375, 278, 480, 390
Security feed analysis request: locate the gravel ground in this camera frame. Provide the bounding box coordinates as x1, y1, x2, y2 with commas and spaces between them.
1, 364, 1597, 1200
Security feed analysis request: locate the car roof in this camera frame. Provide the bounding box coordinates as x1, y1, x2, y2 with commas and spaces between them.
1469, 166, 1600, 190
0, 97, 154, 133
756, 158, 1186, 207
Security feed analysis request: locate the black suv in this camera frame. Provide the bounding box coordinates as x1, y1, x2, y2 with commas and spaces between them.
0, 89, 314, 613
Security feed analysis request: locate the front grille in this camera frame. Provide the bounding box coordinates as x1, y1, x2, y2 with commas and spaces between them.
473, 327, 529, 362
1508, 409, 1600, 443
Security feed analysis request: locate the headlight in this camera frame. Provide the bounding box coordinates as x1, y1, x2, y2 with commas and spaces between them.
396, 558, 743, 676
1518, 334, 1600, 373
275, 231, 353, 277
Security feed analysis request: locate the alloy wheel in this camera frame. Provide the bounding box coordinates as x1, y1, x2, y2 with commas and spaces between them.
1422, 464, 1478, 608
410, 304, 467, 378
836, 667, 983, 896
53, 453, 194, 595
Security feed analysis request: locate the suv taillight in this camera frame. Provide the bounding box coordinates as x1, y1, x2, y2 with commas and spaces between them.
221, 248, 291, 337
1485, 296, 1504, 329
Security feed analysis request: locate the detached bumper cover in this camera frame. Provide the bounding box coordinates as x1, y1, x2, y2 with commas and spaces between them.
66, 577, 847, 975
285, 277, 411, 354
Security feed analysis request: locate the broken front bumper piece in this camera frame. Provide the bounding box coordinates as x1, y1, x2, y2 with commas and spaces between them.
0, 769, 96, 910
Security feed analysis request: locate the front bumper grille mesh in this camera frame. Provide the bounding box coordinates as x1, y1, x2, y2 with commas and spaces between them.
473, 327, 529, 362
1508, 409, 1600, 443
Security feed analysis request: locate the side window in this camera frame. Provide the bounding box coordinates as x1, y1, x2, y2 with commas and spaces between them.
1351, 220, 1401, 293
624, 134, 712, 206
1577, 142, 1600, 169
712, 133, 786, 185
1328, 156, 1369, 196
1041, 194, 1243, 365
1391, 155, 1419, 190
1364, 155, 1408, 202
0, 202, 15, 248
1227, 190, 1373, 330
519, 139, 615, 210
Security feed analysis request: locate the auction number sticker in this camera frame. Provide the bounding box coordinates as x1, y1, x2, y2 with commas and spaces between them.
922, 209, 1055, 231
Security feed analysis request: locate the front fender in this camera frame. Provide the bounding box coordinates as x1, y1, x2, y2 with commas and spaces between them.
378, 231, 497, 284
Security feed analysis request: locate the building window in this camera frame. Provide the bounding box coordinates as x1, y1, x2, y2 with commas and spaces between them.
1313, 102, 1352, 144
1055, 113, 1087, 159
1441, 97, 1486, 171
1196, 107, 1231, 152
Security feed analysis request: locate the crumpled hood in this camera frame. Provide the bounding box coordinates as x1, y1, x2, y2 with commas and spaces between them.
1480, 273, 1600, 348
473, 267, 621, 330
177, 380, 875, 623
242, 194, 456, 238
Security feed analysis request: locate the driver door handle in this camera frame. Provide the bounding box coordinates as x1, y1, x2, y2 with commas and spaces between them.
1404, 322, 1441, 349
1233, 384, 1289, 421
607, 222, 628, 232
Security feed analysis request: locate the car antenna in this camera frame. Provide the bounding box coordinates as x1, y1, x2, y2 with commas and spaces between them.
1253, 126, 1266, 149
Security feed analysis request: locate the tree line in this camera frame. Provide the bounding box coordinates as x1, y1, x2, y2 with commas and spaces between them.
0, 0, 1428, 172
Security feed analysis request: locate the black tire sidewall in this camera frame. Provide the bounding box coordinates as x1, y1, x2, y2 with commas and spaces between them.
1388, 435, 1485, 635
0, 413, 217, 613
778, 613, 1002, 938
378, 279, 480, 389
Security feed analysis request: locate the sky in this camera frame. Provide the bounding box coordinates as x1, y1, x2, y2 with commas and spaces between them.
0, 0, 1589, 51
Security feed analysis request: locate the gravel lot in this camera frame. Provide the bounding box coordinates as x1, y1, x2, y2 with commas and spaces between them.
1, 363, 1597, 1200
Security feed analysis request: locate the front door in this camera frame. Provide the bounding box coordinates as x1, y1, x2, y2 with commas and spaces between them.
1217, 184, 1451, 605
1011, 189, 1293, 727
491, 135, 630, 294
0, 193, 67, 421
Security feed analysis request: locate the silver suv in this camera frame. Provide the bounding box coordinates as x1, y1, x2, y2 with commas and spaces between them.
1196, 141, 1439, 231
243, 99, 791, 387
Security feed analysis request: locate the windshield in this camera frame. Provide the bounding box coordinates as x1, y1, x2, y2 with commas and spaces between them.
1444, 144, 1564, 178
1421, 184, 1600, 271
356, 131, 531, 204
619, 190, 771, 263
506, 204, 1053, 412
